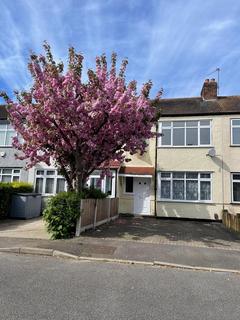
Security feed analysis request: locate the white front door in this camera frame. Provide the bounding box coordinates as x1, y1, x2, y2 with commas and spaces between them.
133, 178, 151, 215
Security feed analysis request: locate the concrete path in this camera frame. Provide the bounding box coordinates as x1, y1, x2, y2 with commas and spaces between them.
1, 235, 240, 271
0, 217, 50, 239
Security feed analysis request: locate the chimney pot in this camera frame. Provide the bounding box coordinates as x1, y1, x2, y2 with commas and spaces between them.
201, 78, 217, 100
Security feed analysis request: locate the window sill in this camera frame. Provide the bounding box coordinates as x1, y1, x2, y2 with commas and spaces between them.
157, 199, 213, 204
230, 202, 240, 205
230, 145, 240, 147
158, 146, 213, 149
0, 146, 13, 148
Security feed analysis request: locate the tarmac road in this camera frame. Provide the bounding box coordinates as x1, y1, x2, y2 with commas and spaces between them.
0, 253, 239, 320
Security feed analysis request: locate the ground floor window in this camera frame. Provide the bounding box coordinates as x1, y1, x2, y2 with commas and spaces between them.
232, 173, 240, 202
86, 170, 116, 198
124, 177, 134, 193
35, 169, 66, 195
0, 168, 21, 182
35, 169, 116, 197
158, 171, 212, 202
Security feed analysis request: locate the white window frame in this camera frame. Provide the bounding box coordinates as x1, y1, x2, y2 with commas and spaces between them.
231, 173, 240, 203
0, 168, 21, 182
34, 169, 67, 195
85, 170, 116, 198
158, 171, 212, 203
230, 119, 240, 146
158, 120, 212, 148
0, 121, 17, 147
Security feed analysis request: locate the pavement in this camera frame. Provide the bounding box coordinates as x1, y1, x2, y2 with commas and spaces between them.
0, 215, 240, 271
0, 253, 240, 320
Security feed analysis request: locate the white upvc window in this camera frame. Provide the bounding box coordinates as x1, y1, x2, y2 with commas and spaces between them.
0, 122, 17, 147
231, 119, 240, 145
158, 120, 212, 147
0, 168, 21, 182
85, 170, 116, 198
35, 169, 67, 195
158, 172, 212, 202
231, 173, 240, 203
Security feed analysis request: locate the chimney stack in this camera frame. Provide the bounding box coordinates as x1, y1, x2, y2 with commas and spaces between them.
201, 78, 217, 100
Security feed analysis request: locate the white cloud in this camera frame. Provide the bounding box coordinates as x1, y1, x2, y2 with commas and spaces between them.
204, 19, 236, 32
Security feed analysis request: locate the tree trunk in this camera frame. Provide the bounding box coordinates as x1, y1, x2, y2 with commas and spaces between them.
76, 172, 84, 194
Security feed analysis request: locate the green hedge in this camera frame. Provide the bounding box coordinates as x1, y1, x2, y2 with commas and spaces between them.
43, 188, 107, 239
0, 182, 33, 218
43, 192, 81, 239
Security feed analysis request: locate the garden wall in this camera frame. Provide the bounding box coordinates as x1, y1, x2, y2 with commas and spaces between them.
75, 198, 119, 236
222, 210, 240, 234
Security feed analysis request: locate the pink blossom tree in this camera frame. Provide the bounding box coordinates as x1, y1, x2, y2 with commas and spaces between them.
0, 42, 161, 192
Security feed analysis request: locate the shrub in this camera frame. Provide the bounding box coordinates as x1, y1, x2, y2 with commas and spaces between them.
81, 186, 107, 199
43, 187, 107, 239
0, 182, 34, 218
43, 192, 81, 239
10, 181, 33, 193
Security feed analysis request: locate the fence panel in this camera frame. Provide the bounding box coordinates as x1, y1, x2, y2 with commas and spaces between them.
77, 198, 119, 235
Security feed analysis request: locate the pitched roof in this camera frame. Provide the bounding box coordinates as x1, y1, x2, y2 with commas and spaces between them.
153, 96, 240, 117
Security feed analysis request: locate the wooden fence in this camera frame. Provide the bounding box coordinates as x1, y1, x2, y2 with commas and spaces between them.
75, 198, 119, 236
222, 210, 240, 233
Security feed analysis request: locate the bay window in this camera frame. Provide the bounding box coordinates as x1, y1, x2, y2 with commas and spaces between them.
159, 172, 212, 202
0, 168, 21, 182
35, 169, 66, 195
86, 170, 116, 197
159, 120, 211, 147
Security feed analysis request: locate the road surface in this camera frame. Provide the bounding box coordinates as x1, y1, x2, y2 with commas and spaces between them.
0, 253, 239, 320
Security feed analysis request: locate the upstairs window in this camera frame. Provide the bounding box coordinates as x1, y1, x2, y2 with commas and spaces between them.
0, 122, 17, 147
159, 120, 211, 147
231, 119, 240, 145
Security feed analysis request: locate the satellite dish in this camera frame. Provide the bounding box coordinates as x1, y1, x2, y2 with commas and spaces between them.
207, 148, 216, 157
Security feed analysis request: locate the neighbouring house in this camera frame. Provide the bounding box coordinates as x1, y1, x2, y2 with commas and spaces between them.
119, 79, 240, 219
1, 78, 240, 220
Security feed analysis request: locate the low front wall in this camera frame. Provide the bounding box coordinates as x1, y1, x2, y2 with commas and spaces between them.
222, 210, 240, 233
76, 198, 119, 235
156, 202, 223, 220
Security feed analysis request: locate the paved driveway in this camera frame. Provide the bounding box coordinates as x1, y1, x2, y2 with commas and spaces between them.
0, 217, 50, 239
84, 215, 240, 250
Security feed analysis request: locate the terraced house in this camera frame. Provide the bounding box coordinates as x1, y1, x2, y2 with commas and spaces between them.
1, 78, 240, 220
118, 79, 240, 219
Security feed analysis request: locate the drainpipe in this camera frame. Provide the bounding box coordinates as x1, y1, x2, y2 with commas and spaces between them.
221, 118, 225, 211
154, 121, 159, 217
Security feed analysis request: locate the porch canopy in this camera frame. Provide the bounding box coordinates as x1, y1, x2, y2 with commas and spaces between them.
118, 166, 154, 178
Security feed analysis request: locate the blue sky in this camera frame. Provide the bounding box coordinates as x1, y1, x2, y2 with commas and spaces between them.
0, 0, 240, 99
